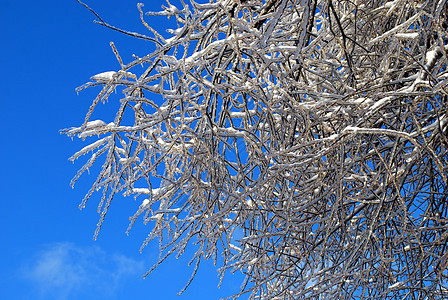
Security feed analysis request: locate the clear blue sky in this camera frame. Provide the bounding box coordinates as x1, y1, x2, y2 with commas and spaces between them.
0, 1, 243, 299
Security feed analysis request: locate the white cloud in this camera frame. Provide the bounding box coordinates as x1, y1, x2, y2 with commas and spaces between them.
22, 242, 144, 299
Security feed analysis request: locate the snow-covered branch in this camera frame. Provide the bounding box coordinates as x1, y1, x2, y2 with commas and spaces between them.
64, 0, 448, 299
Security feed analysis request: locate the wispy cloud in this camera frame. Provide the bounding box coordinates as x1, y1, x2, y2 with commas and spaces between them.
22, 242, 144, 299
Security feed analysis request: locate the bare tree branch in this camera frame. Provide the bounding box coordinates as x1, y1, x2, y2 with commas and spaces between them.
64, 0, 448, 298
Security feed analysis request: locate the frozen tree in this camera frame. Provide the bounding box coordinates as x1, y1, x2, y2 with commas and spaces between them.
63, 0, 448, 298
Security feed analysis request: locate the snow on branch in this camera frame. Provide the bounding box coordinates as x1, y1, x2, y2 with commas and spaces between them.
64, 0, 448, 299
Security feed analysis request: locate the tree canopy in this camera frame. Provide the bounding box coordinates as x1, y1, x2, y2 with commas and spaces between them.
64, 0, 448, 298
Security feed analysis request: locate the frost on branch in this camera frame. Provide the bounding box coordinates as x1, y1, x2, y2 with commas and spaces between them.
63, 0, 448, 299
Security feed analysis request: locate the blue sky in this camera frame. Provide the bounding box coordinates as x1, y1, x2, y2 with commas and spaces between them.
0, 1, 243, 299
